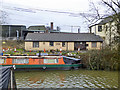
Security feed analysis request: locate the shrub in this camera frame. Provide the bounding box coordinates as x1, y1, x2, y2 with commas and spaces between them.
79, 48, 119, 71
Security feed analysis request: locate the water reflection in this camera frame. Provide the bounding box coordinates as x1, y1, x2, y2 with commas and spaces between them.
15, 69, 118, 88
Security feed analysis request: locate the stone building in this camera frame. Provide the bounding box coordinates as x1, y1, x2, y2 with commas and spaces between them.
25, 33, 103, 51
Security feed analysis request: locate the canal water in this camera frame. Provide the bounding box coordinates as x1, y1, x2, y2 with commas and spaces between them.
15, 69, 118, 88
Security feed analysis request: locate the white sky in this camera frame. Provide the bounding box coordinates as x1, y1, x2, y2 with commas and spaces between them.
3, 0, 90, 11
1, 0, 102, 33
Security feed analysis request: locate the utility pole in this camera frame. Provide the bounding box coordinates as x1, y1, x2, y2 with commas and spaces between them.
21, 26, 22, 40
78, 27, 81, 33
9, 25, 11, 37
63, 25, 81, 33
71, 26, 73, 32
71, 26, 81, 33
16, 30, 19, 41
0, 25, 2, 56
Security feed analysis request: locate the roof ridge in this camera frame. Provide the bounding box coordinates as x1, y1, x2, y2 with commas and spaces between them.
28, 33, 94, 34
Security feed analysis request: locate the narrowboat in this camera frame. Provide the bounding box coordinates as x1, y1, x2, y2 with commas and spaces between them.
0, 56, 82, 70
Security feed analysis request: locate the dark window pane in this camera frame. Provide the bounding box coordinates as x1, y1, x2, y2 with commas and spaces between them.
92, 42, 97, 47
56, 43, 60, 45
43, 42, 45, 45
62, 42, 65, 47
98, 26, 102, 32
50, 42, 54, 46
106, 25, 108, 31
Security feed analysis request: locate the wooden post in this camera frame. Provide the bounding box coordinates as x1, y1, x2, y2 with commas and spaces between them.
11, 69, 13, 89
39, 51, 41, 57
9, 26, 11, 38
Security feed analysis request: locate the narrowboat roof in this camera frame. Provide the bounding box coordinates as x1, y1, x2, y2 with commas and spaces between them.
0, 56, 81, 60
0, 56, 63, 59
0, 56, 38, 58
62, 56, 81, 61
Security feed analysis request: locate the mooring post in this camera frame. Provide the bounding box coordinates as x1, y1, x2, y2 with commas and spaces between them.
39, 51, 41, 57
11, 69, 13, 89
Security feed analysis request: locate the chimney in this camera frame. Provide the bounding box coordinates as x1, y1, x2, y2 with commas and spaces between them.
78, 28, 80, 33
50, 22, 53, 30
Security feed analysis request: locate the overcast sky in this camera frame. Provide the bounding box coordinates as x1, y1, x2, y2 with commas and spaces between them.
1, 0, 102, 33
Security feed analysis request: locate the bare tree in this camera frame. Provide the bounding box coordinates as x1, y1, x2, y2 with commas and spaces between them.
101, 0, 120, 32
101, 0, 120, 52
83, 0, 120, 46
82, 1, 106, 26
0, 10, 9, 24
0, 10, 9, 55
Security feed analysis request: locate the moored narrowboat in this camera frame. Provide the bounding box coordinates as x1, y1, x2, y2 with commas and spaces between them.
0, 56, 82, 70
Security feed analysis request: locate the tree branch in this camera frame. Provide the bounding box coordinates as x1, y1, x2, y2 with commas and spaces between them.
102, 0, 118, 14
111, 0, 120, 8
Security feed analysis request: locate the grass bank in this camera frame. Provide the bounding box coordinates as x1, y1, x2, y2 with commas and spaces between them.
2, 40, 24, 49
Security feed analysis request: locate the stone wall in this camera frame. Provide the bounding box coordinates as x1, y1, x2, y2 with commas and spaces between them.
25, 41, 74, 51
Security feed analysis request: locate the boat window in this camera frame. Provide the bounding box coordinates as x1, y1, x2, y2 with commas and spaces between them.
44, 59, 58, 63
0, 59, 6, 64
12, 59, 29, 64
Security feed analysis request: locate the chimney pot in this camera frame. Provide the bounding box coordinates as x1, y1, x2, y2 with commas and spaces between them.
51, 22, 53, 30
78, 28, 80, 33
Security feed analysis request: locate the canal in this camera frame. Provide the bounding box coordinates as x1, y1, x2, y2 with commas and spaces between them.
15, 69, 118, 88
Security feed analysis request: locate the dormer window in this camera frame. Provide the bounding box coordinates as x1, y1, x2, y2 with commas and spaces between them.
98, 26, 102, 32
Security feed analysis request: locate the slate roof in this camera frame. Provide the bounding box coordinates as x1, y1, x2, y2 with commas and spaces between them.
89, 17, 113, 27
25, 33, 103, 42
98, 17, 113, 25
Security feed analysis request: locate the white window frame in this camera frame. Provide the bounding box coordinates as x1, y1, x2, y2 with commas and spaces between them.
44, 59, 58, 64
92, 42, 97, 47
33, 42, 39, 48
12, 59, 29, 64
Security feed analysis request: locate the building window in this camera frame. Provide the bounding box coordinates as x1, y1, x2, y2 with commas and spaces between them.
56, 43, 60, 45
98, 26, 102, 32
33, 42, 39, 48
106, 25, 108, 31
43, 42, 45, 45
85, 44, 88, 46
102, 37, 105, 40
62, 42, 65, 47
92, 42, 97, 47
50, 42, 54, 46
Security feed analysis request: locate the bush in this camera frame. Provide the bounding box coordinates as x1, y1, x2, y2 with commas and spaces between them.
79, 48, 119, 71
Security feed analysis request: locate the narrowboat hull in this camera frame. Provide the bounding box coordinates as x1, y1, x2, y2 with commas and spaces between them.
1, 64, 82, 70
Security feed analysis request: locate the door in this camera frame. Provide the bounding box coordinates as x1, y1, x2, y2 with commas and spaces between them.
74, 42, 86, 50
